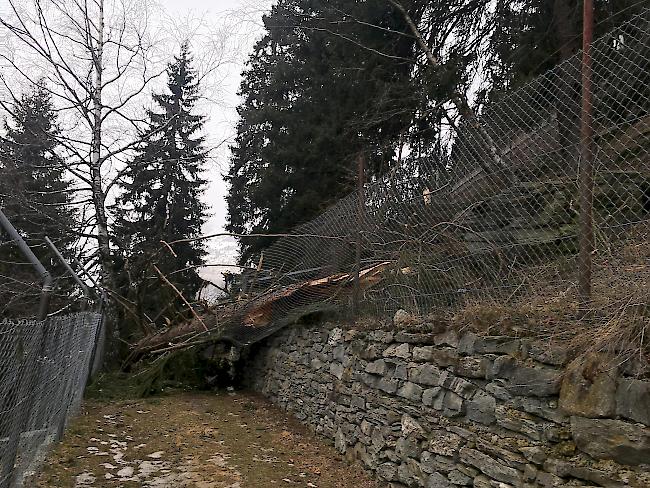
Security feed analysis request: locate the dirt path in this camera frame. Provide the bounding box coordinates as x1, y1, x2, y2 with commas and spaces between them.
32, 391, 382, 488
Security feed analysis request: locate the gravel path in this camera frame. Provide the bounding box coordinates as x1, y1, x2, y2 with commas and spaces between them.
32, 391, 382, 488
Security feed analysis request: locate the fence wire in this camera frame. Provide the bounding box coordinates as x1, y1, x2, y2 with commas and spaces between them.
217, 7, 650, 346
0, 312, 102, 488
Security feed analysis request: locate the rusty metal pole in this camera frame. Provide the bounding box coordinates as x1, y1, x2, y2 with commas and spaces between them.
578, 0, 595, 309
352, 153, 365, 317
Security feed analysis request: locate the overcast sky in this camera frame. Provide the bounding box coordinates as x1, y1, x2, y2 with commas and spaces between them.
156, 0, 272, 277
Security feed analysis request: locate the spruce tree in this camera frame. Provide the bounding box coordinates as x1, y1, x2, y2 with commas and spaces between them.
115, 43, 208, 328
0, 85, 77, 317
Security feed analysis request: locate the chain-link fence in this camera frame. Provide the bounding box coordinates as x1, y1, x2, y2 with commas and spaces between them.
214, 7, 650, 347
0, 313, 102, 488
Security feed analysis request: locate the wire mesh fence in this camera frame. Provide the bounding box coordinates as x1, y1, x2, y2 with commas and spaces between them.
0, 313, 102, 488
214, 7, 650, 347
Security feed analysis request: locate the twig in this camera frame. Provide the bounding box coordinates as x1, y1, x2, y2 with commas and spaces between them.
153, 265, 208, 332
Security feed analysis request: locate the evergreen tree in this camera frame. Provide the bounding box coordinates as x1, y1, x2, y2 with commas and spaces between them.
0, 85, 77, 317
115, 43, 208, 328
227, 0, 422, 265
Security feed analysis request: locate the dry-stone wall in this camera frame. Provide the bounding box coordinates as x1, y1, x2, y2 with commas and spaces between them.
244, 314, 650, 488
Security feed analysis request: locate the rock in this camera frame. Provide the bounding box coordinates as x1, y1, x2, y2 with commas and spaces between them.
458, 333, 477, 355
434, 330, 459, 348
398, 459, 426, 487
512, 397, 567, 424
616, 377, 650, 425
559, 354, 618, 418
486, 355, 516, 380
378, 377, 399, 394
506, 365, 561, 397
543, 458, 624, 487
412, 346, 459, 367
384, 343, 412, 359
443, 391, 465, 417
495, 405, 543, 441
448, 469, 473, 485
366, 359, 388, 375
377, 462, 399, 481
394, 362, 409, 380
427, 473, 453, 488
534, 470, 564, 487
528, 342, 568, 366
466, 393, 496, 425
328, 328, 343, 345
427, 430, 462, 456
402, 414, 425, 437
519, 447, 546, 466
370, 330, 394, 343
398, 382, 424, 402
472, 475, 491, 488
455, 357, 489, 379
459, 448, 522, 485
335, 428, 347, 454
421, 452, 455, 473
409, 364, 442, 386
397, 436, 422, 460
439, 371, 477, 399
329, 362, 344, 380
395, 332, 437, 344
423, 387, 442, 407
394, 309, 414, 326
570, 416, 650, 466
473, 336, 520, 355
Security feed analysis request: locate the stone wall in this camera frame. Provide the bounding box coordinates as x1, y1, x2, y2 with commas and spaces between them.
244, 315, 650, 487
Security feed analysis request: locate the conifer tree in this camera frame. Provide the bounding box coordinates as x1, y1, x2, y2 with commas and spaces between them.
115, 43, 208, 328
0, 85, 77, 316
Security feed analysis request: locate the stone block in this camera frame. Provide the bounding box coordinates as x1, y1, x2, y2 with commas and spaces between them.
506, 365, 561, 397
427, 473, 453, 488
330, 362, 344, 380
395, 332, 437, 344
377, 462, 399, 482
398, 459, 426, 487
543, 458, 624, 487
396, 436, 422, 460
394, 363, 409, 380
439, 371, 477, 399
434, 329, 459, 348
427, 430, 462, 456
335, 427, 347, 454
559, 354, 618, 418
473, 336, 520, 355
570, 416, 650, 466
422, 387, 442, 407
443, 391, 465, 417
455, 357, 489, 379
398, 382, 424, 402
458, 333, 477, 355
616, 377, 650, 425
378, 378, 399, 394
459, 447, 522, 485
328, 328, 343, 345
466, 393, 496, 425
369, 330, 394, 343
409, 364, 442, 386
528, 342, 568, 366
366, 359, 388, 375
448, 469, 473, 485
401, 414, 425, 437
420, 451, 455, 473
384, 343, 411, 359
472, 475, 491, 488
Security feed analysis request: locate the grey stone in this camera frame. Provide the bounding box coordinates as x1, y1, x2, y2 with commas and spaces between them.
398, 382, 424, 402
535, 471, 564, 487
506, 365, 561, 397
410, 364, 442, 386
512, 397, 567, 424
335, 428, 347, 454
459, 447, 522, 485
559, 354, 618, 418
616, 377, 650, 425
378, 377, 399, 394
398, 459, 426, 487
495, 405, 543, 441
434, 329, 459, 348
384, 343, 411, 359
328, 328, 343, 345
311, 358, 324, 370
472, 475, 491, 488
396, 436, 422, 460
395, 332, 437, 344
439, 371, 477, 399
485, 382, 512, 401
570, 416, 650, 466
422, 387, 442, 407
394, 309, 415, 327
487, 355, 516, 380
351, 395, 365, 409
523, 464, 537, 482
394, 363, 409, 380
333, 345, 346, 361
528, 342, 568, 366
369, 330, 394, 343
377, 462, 399, 482
448, 469, 473, 485
420, 452, 455, 473
458, 333, 477, 355
543, 458, 626, 487
330, 362, 344, 380
427, 430, 462, 456
443, 391, 464, 417
466, 393, 496, 425
427, 473, 453, 488
519, 446, 547, 466
473, 336, 520, 355
413, 346, 435, 362
366, 359, 388, 375
401, 414, 425, 437
454, 357, 489, 379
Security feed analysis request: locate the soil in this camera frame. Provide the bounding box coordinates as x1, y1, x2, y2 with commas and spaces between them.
32, 391, 383, 488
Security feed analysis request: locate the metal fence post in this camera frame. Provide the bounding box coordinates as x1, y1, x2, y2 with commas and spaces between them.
579, 0, 595, 309
0, 209, 52, 320
352, 153, 366, 317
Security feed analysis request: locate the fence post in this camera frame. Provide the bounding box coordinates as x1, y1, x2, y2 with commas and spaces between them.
44, 236, 92, 310
578, 0, 595, 309
352, 152, 366, 317
0, 208, 52, 320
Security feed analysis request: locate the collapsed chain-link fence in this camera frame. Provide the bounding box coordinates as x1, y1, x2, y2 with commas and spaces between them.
214, 7, 650, 347
0, 313, 102, 488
